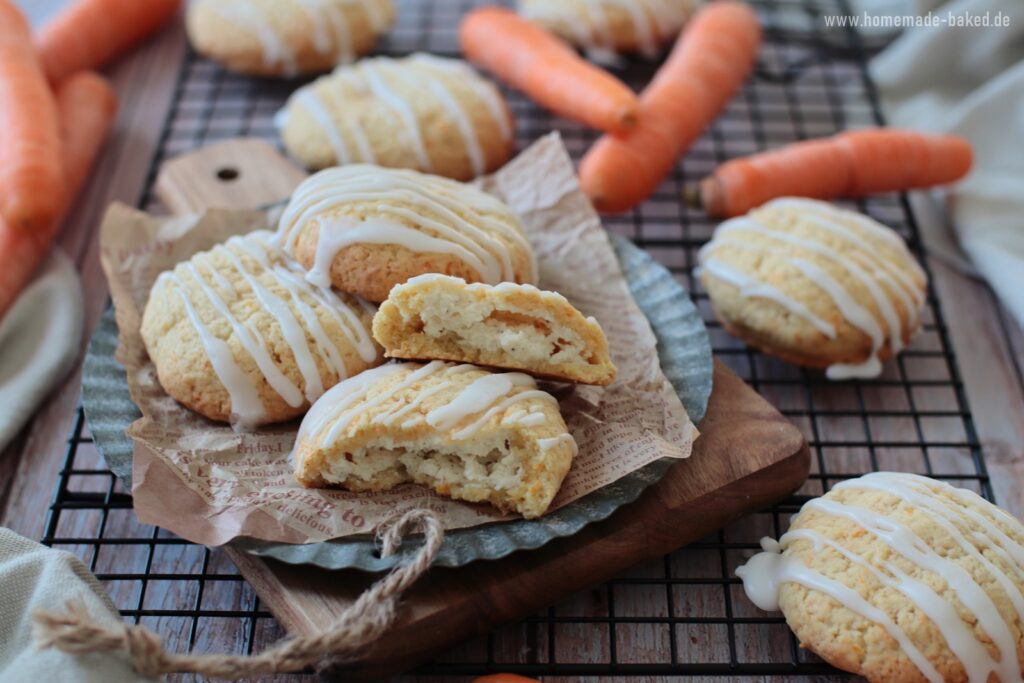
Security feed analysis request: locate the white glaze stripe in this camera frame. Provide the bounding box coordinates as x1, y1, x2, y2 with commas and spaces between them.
167, 280, 265, 427
719, 218, 904, 353
783, 528, 1000, 683
538, 433, 579, 457
736, 472, 1024, 683
427, 372, 535, 431
697, 251, 837, 338
802, 496, 1022, 681
208, 3, 298, 76
220, 248, 325, 402
451, 390, 559, 440
183, 261, 305, 407
297, 362, 560, 449
409, 54, 512, 142
734, 538, 944, 683
360, 60, 433, 170
297, 90, 351, 164
277, 166, 536, 287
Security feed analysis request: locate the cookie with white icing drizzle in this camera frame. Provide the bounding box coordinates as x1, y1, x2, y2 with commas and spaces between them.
372, 274, 616, 385
277, 54, 513, 180
697, 197, 927, 380
140, 231, 382, 427
185, 0, 395, 77
518, 0, 696, 59
276, 164, 537, 303
737, 472, 1024, 683
292, 361, 576, 518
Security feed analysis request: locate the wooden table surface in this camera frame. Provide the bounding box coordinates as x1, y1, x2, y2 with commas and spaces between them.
3, 8, 1024, 682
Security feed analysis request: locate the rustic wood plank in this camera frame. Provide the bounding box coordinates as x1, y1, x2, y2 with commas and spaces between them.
927, 257, 1024, 516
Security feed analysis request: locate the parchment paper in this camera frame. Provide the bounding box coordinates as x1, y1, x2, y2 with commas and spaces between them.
99, 134, 697, 547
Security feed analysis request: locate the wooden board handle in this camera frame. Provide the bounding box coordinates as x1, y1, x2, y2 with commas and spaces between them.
154, 138, 307, 215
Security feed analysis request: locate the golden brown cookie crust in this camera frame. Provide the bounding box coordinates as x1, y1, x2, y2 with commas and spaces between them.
141, 232, 382, 425
740, 472, 1024, 683
186, 0, 395, 77
372, 275, 616, 385
279, 54, 514, 180
518, 0, 696, 56
698, 197, 927, 377
277, 165, 536, 303
292, 361, 576, 518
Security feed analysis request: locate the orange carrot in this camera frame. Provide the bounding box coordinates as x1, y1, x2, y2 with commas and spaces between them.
460, 6, 638, 134
579, 1, 761, 213
0, 0, 64, 232
692, 128, 974, 217
472, 675, 541, 683
36, 0, 182, 84
0, 72, 117, 319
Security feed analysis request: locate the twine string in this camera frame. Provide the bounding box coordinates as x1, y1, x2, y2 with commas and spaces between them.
32, 509, 444, 679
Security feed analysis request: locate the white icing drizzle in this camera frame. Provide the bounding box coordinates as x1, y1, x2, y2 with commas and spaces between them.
450, 390, 559, 440
718, 219, 904, 352
389, 65, 486, 176
208, 2, 299, 76
735, 537, 944, 683
159, 232, 378, 422
169, 284, 266, 427
695, 252, 837, 338
520, 0, 685, 58
409, 54, 513, 143
207, 0, 389, 75
297, 362, 562, 448
427, 372, 535, 431
538, 433, 579, 457
699, 199, 925, 380
359, 59, 433, 170
295, 363, 406, 450
277, 165, 537, 287
281, 54, 507, 175
736, 472, 1024, 683
296, 90, 351, 164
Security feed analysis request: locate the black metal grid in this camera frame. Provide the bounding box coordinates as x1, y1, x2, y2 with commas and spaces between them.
42, 0, 990, 679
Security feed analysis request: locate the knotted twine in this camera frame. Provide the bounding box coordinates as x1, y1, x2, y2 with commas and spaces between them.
30, 509, 443, 679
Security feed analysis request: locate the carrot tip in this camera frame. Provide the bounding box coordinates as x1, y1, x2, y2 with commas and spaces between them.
681, 184, 703, 209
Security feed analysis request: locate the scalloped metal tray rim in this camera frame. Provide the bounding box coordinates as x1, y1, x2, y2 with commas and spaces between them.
82, 234, 712, 571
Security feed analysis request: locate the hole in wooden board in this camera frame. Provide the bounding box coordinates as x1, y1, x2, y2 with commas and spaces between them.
216, 167, 239, 182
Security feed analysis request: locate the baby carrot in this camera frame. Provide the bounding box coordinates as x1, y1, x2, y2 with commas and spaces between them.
460, 6, 638, 134
36, 0, 182, 84
579, 1, 761, 213
0, 0, 64, 232
0, 72, 118, 319
691, 128, 974, 217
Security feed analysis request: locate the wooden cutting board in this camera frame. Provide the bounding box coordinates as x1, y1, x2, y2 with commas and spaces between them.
154, 138, 810, 680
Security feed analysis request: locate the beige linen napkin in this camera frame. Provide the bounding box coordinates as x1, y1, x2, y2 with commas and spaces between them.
869, 0, 1024, 328
0, 527, 156, 682
0, 250, 84, 452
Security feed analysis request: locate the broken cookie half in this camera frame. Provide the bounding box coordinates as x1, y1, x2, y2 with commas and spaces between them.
372, 274, 616, 385
292, 361, 577, 518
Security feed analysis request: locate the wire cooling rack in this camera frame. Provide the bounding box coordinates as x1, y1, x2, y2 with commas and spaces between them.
43, 0, 989, 679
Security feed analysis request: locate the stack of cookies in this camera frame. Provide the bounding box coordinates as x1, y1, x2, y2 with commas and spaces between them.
141, 165, 616, 519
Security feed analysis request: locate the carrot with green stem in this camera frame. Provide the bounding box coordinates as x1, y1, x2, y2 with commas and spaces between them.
0, 0, 64, 232
688, 128, 974, 217
36, 0, 182, 84
0, 71, 118, 319
460, 6, 638, 134
579, 1, 761, 213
